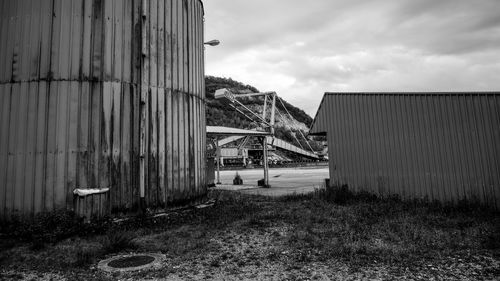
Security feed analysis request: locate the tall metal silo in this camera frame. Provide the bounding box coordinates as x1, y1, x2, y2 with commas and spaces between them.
0, 0, 207, 220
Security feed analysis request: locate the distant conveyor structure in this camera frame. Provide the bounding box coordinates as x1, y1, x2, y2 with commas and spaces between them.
216, 135, 319, 160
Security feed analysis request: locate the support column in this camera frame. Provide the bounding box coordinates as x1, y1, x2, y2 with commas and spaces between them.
262, 136, 270, 188
216, 137, 221, 184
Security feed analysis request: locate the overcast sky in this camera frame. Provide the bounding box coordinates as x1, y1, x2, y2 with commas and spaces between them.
203, 0, 500, 117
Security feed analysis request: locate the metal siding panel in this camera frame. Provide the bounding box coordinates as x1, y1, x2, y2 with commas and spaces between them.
444, 96, 462, 202
179, 92, 186, 198
120, 84, 132, 209
38, 0, 52, 80
23, 82, 39, 215
110, 82, 122, 209
471, 95, 488, 204
337, 95, 348, 186
384, 95, 396, 196
158, 89, 166, 205
149, 87, 159, 206
450, 95, 468, 201
112, 0, 123, 81
122, 0, 132, 82
425, 96, 440, 200
172, 0, 179, 91
19, 0, 31, 81
326, 96, 336, 185
166, 89, 173, 202
28, 0, 42, 80
90, 82, 101, 189
91, 0, 104, 81
3, 0, 18, 82
194, 96, 199, 195
165, 0, 173, 91
374, 95, 388, 196
0, 0, 9, 82
363, 95, 375, 192
318, 93, 500, 209
417, 96, 432, 200
456, 95, 471, 201
50, 0, 61, 79
188, 95, 195, 198
149, 0, 158, 87
396, 95, 410, 198
428, 96, 443, 202
461, 95, 480, 202
69, 0, 83, 79
14, 83, 29, 213
0, 84, 9, 218
172, 91, 179, 201
44, 83, 59, 211
157, 0, 165, 88
103, 0, 113, 80
342, 96, 353, 188
33, 82, 48, 213
349, 95, 360, 192
389, 95, 402, 197
67, 82, 79, 207
54, 82, 69, 209
487, 95, 500, 209
78, 82, 90, 189
477, 95, 497, 207
5, 84, 19, 216
440, 95, 455, 202
493, 95, 500, 209
81, 0, 92, 79
101, 82, 112, 190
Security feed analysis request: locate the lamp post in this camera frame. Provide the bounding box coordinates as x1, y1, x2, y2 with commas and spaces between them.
204, 39, 220, 46
204, 39, 220, 185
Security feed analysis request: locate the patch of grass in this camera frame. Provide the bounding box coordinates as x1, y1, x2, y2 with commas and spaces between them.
1, 189, 498, 279
1, 210, 112, 244
73, 246, 102, 267
101, 230, 138, 254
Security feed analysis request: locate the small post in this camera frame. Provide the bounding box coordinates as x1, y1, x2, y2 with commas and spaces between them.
262, 136, 270, 188
216, 137, 221, 184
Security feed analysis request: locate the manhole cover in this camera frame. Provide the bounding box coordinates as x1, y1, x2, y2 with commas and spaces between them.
108, 255, 155, 268
98, 253, 165, 273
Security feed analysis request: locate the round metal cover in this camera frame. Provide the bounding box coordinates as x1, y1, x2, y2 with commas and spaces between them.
98, 253, 165, 273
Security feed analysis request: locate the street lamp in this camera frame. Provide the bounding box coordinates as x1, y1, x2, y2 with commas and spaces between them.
204, 39, 220, 46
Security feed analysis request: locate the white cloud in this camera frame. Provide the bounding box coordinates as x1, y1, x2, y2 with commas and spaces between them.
204, 0, 500, 116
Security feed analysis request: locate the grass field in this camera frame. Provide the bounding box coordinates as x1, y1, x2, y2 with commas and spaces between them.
1, 189, 499, 280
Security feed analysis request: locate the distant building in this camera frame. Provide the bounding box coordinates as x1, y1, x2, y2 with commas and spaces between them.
310, 92, 500, 209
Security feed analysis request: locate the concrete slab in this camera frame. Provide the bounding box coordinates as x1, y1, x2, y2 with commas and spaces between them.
213, 184, 259, 191
212, 167, 329, 197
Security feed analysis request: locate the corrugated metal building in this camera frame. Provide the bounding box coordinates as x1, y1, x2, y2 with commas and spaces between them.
0, 0, 207, 220
310, 93, 500, 209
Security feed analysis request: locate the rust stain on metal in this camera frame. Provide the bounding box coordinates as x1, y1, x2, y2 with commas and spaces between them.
0, 0, 207, 220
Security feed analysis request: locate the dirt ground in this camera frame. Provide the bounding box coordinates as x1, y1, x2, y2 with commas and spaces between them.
1, 189, 499, 280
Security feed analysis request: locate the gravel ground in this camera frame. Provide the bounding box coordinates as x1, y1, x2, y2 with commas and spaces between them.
1, 190, 499, 280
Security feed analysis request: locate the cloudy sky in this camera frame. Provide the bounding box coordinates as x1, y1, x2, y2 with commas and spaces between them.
203, 0, 500, 117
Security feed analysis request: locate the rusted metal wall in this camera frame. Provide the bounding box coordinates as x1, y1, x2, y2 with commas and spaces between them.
310, 93, 500, 209
0, 0, 207, 220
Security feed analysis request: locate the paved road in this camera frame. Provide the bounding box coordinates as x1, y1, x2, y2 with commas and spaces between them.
214, 167, 329, 196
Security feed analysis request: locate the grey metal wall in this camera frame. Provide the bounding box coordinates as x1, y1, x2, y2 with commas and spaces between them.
310, 93, 500, 209
0, 0, 206, 219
